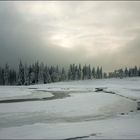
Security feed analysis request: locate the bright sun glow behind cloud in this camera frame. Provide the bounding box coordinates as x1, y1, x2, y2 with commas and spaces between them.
15, 1, 133, 51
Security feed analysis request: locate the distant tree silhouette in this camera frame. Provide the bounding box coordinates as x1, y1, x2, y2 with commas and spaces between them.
0, 60, 139, 85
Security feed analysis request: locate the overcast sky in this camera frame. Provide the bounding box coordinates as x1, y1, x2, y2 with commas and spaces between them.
0, 1, 140, 72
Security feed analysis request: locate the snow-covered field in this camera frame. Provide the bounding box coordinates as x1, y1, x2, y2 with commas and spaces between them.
0, 78, 140, 139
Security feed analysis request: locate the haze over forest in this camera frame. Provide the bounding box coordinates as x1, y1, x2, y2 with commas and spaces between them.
0, 1, 140, 72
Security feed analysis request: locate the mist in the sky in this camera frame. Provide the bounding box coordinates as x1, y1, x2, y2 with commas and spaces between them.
0, 1, 140, 72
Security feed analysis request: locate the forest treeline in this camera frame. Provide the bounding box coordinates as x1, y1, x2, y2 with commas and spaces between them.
0, 61, 140, 85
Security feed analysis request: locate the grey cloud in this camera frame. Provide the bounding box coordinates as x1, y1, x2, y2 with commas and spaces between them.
0, 1, 140, 72
0, 3, 81, 67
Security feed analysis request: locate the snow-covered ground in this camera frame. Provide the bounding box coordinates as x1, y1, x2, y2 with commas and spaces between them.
0, 77, 140, 139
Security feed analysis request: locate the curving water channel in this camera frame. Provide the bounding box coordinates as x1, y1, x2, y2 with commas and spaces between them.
0, 88, 137, 129
0, 90, 70, 103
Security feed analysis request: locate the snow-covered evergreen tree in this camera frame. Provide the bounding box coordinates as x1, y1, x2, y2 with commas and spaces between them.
99, 67, 102, 79
61, 67, 67, 81
0, 67, 5, 85
78, 64, 82, 80
24, 63, 29, 85
87, 65, 91, 79
68, 64, 73, 80
34, 61, 39, 84
134, 66, 138, 76
4, 63, 9, 85
124, 67, 129, 77
103, 72, 107, 78
82, 65, 86, 80
38, 62, 44, 83
18, 61, 25, 85
92, 67, 96, 79
138, 67, 140, 76
9, 70, 16, 85
43, 66, 51, 84
96, 66, 100, 79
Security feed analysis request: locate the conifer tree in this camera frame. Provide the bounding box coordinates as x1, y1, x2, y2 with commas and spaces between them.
4, 63, 9, 85
92, 67, 95, 79
34, 61, 39, 83
124, 67, 129, 77
78, 64, 82, 80
18, 60, 25, 85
